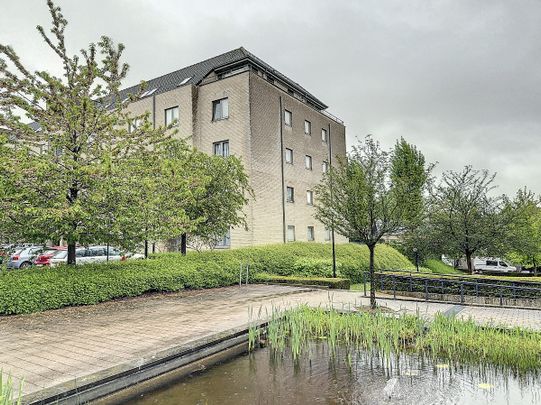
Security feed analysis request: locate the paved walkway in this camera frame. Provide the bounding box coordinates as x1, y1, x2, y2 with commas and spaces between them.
1, 285, 540, 401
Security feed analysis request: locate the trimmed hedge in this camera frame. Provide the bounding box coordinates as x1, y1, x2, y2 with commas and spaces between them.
253, 273, 351, 289
0, 242, 414, 315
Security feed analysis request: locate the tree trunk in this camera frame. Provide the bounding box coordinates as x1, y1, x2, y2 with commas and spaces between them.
144, 240, 149, 259
369, 244, 376, 309
67, 242, 77, 265
180, 233, 187, 256
533, 258, 538, 277
466, 251, 474, 275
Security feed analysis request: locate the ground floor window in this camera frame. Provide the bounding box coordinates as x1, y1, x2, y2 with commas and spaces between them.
307, 226, 315, 241
287, 225, 296, 242
215, 228, 231, 248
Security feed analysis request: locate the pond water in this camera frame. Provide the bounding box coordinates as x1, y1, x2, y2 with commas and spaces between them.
126, 343, 541, 405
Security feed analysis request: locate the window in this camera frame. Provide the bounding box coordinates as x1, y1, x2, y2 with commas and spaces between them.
213, 140, 230, 157
284, 110, 292, 126
306, 190, 314, 205
322, 128, 328, 143
287, 225, 296, 242
216, 229, 231, 248
179, 77, 191, 86
322, 161, 329, 173
285, 148, 293, 164
307, 226, 315, 241
499, 261, 508, 267
286, 186, 294, 203
165, 106, 179, 126
486, 260, 498, 266
324, 227, 331, 241
304, 120, 311, 135
212, 98, 229, 121
129, 118, 142, 133
305, 155, 312, 170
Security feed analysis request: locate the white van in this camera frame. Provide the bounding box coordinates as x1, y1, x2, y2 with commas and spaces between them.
473, 258, 517, 274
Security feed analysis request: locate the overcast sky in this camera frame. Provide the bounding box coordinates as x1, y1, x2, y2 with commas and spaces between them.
2, 0, 540, 195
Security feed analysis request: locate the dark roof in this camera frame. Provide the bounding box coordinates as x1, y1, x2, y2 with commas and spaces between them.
118, 47, 327, 109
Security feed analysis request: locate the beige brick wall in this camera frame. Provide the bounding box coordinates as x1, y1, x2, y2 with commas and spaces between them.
122, 69, 347, 249
249, 73, 348, 246
195, 71, 254, 247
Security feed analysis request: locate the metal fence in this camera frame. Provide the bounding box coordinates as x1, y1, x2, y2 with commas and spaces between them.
361, 271, 541, 308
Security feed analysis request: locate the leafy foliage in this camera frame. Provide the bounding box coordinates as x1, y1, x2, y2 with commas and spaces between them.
253, 274, 351, 289
0, 1, 250, 261
315, 136, 430, 307
426, 166, 511, 273
0, 243, 414, 314
506, 188, 541, 273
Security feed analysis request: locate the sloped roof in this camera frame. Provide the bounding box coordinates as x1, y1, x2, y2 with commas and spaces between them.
118, 47, 327, 109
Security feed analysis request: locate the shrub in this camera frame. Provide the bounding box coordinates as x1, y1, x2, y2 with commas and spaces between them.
253, 273, 351, 289
0, 242, 413, 315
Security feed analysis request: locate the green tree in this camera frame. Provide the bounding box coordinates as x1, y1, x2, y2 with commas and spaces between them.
315, 137, 430, 308
0, 1, 200, 263
506, 188, 541, 274
183, 153, 252, 252
427, 166, 510, 274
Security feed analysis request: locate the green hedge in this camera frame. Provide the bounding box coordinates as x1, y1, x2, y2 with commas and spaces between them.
253, 273, 351, 289
0, 243, 414, 315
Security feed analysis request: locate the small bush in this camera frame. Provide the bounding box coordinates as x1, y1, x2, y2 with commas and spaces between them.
0, 242, 413, 315
253, 273, 351, 289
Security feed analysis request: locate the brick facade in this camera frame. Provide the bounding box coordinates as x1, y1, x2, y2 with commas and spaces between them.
124, 52, 347, 249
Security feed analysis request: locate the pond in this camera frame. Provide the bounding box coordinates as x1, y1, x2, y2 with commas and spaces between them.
126, 342, 541, 405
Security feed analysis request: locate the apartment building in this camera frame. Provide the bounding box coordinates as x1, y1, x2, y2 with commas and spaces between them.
120, 47, 347, 248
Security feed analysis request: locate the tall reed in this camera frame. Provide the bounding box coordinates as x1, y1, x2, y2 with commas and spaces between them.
255, 306, 541, 373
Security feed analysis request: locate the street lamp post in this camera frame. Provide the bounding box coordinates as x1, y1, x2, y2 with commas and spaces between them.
413, 248, 419, 272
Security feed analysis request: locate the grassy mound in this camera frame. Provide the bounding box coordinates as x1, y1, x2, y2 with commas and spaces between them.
424, 259, 462, 275
0, 242, 413, 315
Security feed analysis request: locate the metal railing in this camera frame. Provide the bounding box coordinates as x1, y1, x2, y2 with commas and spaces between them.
361, 271, 541, 308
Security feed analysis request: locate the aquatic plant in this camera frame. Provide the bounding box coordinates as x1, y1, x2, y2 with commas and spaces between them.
255, 306, 541, 373
0, 372, 22, 405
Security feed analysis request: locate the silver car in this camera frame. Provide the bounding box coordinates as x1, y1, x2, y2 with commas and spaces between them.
6, 246, 45, 269
50, 246, 122, 266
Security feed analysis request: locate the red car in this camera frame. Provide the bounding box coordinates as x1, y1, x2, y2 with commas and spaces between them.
33, 246, 67, 266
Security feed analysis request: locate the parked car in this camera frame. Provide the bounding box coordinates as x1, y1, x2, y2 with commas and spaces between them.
50, 246, 122, 266
33, 246, 67, 266
6, 246, 46, 269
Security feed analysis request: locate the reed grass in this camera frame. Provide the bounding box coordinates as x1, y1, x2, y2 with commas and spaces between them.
0, 372, 22, 405
251, 306, 541, 373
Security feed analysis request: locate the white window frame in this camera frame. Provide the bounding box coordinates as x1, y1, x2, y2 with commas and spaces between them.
321, 128, 328, 143
304, 120, 311, 135
215, 228, 231, 248
286, 186, 295, 203
284, 110, 292, 127
213, 140, 230, 157
165, 106, 179, 127
285, 148, 293, 164
212, 98, 229, 121
287, 225, 296, 242
305, 155, 313, 170
306, 190, 314, 206
307, 226, 315, 241
322, 160, 329, 173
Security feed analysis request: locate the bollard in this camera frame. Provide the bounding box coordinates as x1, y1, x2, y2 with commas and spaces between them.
239, 263, 243, 287
363, 272, 367, 297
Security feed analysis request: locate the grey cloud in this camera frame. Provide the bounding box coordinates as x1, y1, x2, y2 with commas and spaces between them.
1, 0, 540, 195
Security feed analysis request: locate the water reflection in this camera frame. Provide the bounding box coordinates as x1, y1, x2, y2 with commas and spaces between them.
126, 342, 541, 405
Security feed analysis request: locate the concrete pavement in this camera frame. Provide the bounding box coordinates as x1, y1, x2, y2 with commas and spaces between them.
1, 285, 540, 402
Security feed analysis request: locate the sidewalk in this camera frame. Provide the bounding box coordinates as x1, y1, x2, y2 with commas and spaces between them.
1, 285, 540, 401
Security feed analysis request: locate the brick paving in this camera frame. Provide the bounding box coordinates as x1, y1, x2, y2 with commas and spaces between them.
1, 285, 540, 400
